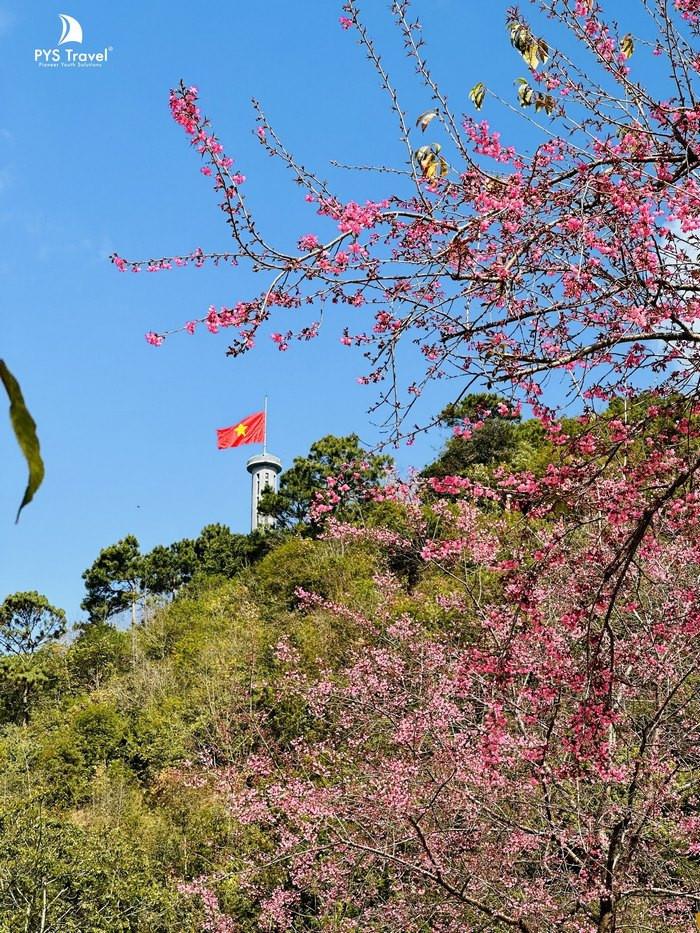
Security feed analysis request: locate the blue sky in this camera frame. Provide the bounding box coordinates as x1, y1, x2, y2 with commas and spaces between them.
0, 0, 643, 620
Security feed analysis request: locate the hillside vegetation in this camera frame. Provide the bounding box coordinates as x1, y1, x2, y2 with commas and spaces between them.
0, 536, 381, 931
3, 404, 700, 931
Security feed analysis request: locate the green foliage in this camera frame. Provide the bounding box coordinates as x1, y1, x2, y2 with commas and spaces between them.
0, 591, 66, 655
258, 433, 392, 529
67, 622, 131, 690
0, 359, 45, 522
423, 393, 548, 479
126, 694, 191, 777
81, 535, 145, 623
0, 420, 566, 927
142, 538, 197, 595
192, 523, 270, 578
0, 648, 64, 726
72, 701, 129, 764
0, 592, 67, 725
254, 536, 377, 610
0, 787, 204, 931
80, 525, 273, 625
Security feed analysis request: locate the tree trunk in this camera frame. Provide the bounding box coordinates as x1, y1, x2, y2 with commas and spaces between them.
22, 680, 30, 726
598, 898, 616, 933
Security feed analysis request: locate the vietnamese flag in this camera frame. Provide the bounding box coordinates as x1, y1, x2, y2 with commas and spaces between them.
217, 411, 265, 449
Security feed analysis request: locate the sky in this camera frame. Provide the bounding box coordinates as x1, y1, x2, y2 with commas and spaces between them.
0, 0, 647, 620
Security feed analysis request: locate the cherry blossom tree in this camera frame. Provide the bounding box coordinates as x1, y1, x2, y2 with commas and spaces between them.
118, 1, 700, 928
181, 444, 700, 931
117, 0, 700, 442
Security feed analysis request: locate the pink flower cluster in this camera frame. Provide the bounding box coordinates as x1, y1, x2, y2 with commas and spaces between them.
169, 85, 200, 135
177, 878, 235, 933
317, 197, 389, 235
676, 0, 700, 24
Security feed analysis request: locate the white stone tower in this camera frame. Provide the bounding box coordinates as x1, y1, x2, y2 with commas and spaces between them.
246, 453, 282, 531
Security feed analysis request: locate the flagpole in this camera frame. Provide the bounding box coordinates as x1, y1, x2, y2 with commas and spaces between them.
263, 396, 268, 455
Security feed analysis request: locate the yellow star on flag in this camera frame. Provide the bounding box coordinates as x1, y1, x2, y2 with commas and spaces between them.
216, 410, 265, 449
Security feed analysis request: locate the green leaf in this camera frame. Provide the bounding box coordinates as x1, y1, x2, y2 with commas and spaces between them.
516, 78, 534, 107
508, 20, 549, 69
469, 82, 486, 111
414, 144, 447, 180
0, 360, 45, 522
522, 42, 539, 70
535, 38, 549, 66
509, 22, 531, 54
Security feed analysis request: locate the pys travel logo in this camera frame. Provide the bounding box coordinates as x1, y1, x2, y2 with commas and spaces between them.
34, 14, 113, 68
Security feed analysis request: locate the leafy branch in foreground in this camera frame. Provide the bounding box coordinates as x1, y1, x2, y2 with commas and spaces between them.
0, 360, 44, 522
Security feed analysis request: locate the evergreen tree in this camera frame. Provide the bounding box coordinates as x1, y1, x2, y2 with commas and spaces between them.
258, 434, 392, 529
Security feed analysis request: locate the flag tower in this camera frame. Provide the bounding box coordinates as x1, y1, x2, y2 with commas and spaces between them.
245, 398, 282, 532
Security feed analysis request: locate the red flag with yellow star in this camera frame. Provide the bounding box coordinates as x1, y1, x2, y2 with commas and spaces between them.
216, 411, 265, 449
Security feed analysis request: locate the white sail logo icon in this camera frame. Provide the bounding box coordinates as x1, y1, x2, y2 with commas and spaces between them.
57, 13, 83, 45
